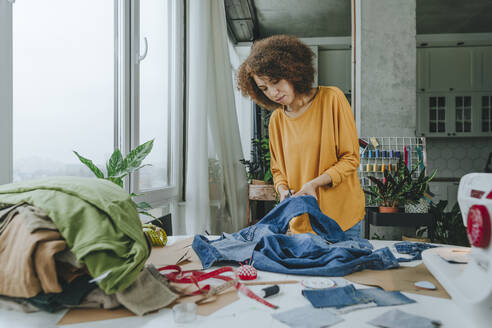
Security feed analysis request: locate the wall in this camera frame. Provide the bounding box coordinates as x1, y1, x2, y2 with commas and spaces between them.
359, 0, 416, 137
427, 137, 492, 210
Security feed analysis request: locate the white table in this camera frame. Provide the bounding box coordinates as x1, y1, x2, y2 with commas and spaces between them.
0, 238, 471, 328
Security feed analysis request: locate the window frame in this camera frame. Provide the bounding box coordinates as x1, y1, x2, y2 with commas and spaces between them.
0, 0, 184, 213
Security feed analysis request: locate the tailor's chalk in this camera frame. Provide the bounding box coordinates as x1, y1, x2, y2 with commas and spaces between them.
261, 285, 280, 298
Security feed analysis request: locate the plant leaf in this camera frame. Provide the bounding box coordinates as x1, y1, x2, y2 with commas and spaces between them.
135, 201, 152, 211
107, 149, 124, 178
73, 151, 105, 178
122, 139, 154, 174
108, 177, 123, 188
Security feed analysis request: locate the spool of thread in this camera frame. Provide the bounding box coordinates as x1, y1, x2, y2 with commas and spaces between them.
373, 164, 378, 172
387, 163, 392, 171
368, 150, 373, 158
261, 285, 280, 298
374, 149, 380, 158
381, 164, 385, 172
366, 163, 371, 172
395, 151, 401, 158
389, 150, 394, 158
382, 150, 387, 158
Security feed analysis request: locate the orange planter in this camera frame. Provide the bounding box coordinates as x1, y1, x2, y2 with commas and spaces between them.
379, 206, 399, 213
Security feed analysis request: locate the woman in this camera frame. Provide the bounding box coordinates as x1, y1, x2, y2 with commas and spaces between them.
237, 35, 365, 238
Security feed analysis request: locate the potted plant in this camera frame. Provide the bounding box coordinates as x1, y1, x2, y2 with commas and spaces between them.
73, 139, 155, 218
364, 158, 407, 213
240, 137, 276, 201
364, 157, 436, 213
402, 164, 437, 213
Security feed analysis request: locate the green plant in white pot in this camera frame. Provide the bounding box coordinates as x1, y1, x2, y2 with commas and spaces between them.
74, 139, 155, 218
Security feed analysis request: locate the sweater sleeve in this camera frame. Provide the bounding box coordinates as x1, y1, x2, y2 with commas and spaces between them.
323, 88, 360, 188
268, 114, 288, 192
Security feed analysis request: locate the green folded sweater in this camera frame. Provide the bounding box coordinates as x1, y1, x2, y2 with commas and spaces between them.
0, 176, 149, 294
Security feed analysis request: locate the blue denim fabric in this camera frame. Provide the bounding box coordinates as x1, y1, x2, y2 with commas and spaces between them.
357, 288, 416, 306
302, 285, 415, 309
272, 306, 343, 328
394, 241, 438, 262
368, 309, 441, 328
193, 195, 400, 276
344, 220, 363, 239
302, 285, 373, 308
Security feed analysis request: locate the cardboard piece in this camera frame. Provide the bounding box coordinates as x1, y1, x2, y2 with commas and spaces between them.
58, 288, 239, 325
178, 288, 239, 316
344, 264, 450, 299
146, 237, 203, 271
57, 307, 135, 326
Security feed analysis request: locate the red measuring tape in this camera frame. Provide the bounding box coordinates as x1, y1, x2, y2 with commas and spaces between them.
158, 265, 278, 309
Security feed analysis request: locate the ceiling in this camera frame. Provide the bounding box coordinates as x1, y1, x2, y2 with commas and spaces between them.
224, 0, 492, 43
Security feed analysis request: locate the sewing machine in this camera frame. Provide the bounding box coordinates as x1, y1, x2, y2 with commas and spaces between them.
422, 173, 492, 328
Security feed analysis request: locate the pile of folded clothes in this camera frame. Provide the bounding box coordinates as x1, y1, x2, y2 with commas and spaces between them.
0, 177, 177, 316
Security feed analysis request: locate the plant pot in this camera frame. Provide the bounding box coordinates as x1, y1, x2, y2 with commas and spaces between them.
248, 183, 276, 201
402, 235, 430, 243
379, 206, 399, 213
405, 198, 429, 214
251, 179, 269, 185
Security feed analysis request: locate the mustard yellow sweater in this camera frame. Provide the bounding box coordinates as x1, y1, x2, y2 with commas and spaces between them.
269, 86, 365, 233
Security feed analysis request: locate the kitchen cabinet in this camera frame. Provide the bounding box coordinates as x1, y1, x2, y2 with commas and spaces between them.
417, 92, 492, 137
418, 47, 474, 93
318, 49, 351, 94
417, 46, 492, 137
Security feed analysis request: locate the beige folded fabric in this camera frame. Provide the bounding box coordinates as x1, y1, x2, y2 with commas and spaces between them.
0, 214, 66, 297
116, 265, 178, 316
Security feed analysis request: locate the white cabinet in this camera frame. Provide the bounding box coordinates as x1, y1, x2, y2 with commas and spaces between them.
417, 92, 492, 137
317, 49, 351, 94
417, 46, 492, 137
419, 47, 474, 92
476, 47, 492, 91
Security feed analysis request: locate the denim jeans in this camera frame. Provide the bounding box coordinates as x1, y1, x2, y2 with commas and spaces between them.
394, 241, 438, 262
344, 220, 363, 239
193, 196, 400, 276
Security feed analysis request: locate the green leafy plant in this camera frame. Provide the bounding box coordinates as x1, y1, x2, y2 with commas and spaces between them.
430, 200, 469, 247
239, 137, 273, 184
74, 139, 155, 218
364, 157, 436, 208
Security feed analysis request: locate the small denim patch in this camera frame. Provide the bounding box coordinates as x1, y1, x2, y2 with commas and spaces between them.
302, 285, 415, 309
368, 309, 442, 328
302, 285, 373, 309
272, 305, 343, 328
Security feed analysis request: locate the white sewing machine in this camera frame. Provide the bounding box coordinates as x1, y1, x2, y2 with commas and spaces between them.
422, 173, 492, 328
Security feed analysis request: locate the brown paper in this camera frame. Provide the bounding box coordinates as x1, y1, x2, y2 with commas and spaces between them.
178, 288, 239, 316
344, 263, 450, 299
57, 288, 239, 325
57, 307, 135, 325
146, 237, 203, 271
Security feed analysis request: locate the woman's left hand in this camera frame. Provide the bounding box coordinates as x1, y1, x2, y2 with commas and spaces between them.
293, 181, 318, 200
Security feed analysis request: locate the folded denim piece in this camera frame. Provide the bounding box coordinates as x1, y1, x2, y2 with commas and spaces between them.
302, 285, 415, 310
302, 285, 373, 309
272, 305, 343, 328
357, 288, 416, 306
368, 309, 442, 328
193, 196, 400, 277
395, 241, 438, 262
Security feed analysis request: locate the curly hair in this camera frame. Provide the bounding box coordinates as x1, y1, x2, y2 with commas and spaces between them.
236, 35, 315, 110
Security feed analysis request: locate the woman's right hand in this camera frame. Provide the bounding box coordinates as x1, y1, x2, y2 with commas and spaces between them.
277, 184, 294, 202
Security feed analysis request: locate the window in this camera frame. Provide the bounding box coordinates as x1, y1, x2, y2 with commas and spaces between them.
0, 0, 184, 212
429, 96, 446, 133
12, 0, 115, 181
